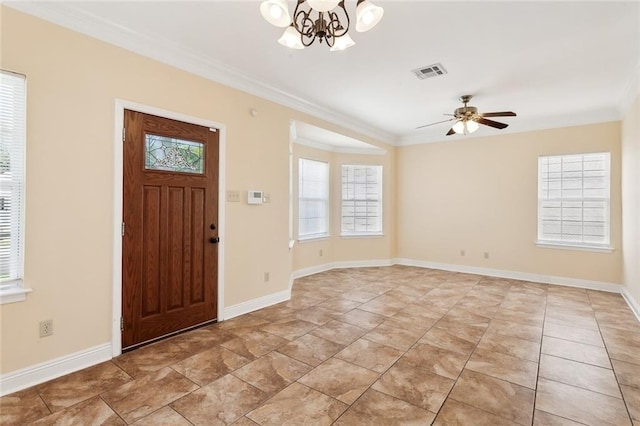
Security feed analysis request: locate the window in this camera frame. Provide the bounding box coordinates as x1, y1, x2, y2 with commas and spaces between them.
537, 152, 611, 249
341, 164, 382, 236
0, 70, 27, 301
298, 158, 329, 240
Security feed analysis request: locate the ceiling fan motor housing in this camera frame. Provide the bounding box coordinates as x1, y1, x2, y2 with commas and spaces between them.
454, 105, 478, 119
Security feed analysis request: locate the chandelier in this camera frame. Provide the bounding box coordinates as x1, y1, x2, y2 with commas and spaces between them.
260, 0, 384, 51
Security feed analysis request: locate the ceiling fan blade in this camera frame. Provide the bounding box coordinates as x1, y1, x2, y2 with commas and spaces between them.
476, 117, 509, 129
415, 118, 455, 130
481, 111, 517, 117
446, 127, 456, 136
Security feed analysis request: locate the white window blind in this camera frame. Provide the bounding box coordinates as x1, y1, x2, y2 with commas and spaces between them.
298, 158, 329, 239
0, 70, 26, 287
341, 165, 382, 236
537, 152, 610, 247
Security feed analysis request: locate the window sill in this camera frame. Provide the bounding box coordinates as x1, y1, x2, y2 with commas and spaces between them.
298, 235, 331, 243
535, 241, 614, 253
340, 234, 384, 239
0, 284, 33, 305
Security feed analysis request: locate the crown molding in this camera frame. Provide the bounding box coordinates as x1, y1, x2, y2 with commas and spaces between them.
4, 2, 398, 145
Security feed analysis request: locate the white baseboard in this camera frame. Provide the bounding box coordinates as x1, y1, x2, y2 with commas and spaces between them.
0, 343, 112, 397
622, 288, 640, 322
291, 259, 393, 279
393, 258, 624, 293
223, 288, 291, 320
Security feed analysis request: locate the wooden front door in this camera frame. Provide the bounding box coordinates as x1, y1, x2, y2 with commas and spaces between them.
122, 110, 219, 349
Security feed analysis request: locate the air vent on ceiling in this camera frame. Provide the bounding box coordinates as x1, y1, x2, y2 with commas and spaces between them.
412, 63, 447, 80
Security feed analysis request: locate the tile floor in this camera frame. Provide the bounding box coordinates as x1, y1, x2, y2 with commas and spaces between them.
2, 266, 640, 425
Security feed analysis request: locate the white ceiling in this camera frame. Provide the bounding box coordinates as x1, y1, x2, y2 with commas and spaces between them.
7, 1, 639, 146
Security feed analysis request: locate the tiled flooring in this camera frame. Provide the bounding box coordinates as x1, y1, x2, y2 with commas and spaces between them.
2, 266, 640, 425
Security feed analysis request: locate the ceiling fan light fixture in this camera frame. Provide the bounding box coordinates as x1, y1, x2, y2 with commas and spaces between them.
355, 0, 384, 32
453, 119, 479, 135
260, 0, 291, 27
278, 25, 305, 49
330, 33, 356, 51
307, 0, 341, 12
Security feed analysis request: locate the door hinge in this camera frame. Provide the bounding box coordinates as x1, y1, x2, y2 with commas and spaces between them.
121, 222, 125, 236
122, 127, 125, 142
120, 316, 125, 332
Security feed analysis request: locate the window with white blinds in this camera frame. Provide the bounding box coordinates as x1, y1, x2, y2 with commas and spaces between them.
537, 152, 610, 248
0, 71, 26, 287
298, 158, 329, 240
341, 165, 382, 236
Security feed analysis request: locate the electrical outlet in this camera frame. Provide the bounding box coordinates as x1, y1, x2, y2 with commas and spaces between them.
264, 272, 270, 283
460, 249, 465, 257
263, 193, 271, 203
226, 190, 241, 202
484, 252, 490, 259
39, 320, 53, 337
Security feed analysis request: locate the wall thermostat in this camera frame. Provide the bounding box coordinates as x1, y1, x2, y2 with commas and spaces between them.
247, 190, 264, 204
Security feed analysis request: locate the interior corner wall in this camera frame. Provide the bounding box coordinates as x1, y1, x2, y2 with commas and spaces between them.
0, 7, 388, 376
291, 144, 395, 273
396, 122, 623, 285
622, 95, 640, 306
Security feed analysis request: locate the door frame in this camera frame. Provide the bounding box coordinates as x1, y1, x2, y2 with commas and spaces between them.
111, 99, 226, 357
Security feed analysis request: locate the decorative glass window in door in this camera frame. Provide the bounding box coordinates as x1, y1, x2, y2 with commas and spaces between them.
144, 134, 204, 174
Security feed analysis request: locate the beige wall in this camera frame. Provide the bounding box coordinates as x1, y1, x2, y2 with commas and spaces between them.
292, 143, 395, 271
0, 7, 389, 374
396, 122, 623, 284
622, 95, 640, 305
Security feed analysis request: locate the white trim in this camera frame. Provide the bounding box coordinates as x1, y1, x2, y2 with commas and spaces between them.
223, 289, 291, 320
0, 285, 32, 305
291, 259, 393, 279
0, 343, 111, 397
297, 235, 331, 243
535, 242, 615, 253
393, 258, 623, 293
340, 234, 384, 239
622, 288, 640, 322
112, 99, 226, 358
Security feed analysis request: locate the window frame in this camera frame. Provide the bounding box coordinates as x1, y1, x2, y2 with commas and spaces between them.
297, 157, 330, 241
341, 164, 383, 237
536, 152, 613, 252
0, 70, 30, 304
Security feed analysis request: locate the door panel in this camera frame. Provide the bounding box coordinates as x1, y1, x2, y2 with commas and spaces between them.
122, 110, 219, 349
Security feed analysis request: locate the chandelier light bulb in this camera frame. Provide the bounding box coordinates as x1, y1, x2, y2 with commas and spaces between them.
330, 33, 356, 51
356, 0, 384, 32
260, 0, 291, 27
307, 0, 341, 12
466, 120, 479, 133
278, 26, 305, 49
270, 4, 282, 19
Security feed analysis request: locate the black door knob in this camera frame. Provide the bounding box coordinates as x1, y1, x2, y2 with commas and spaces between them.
210, 237, 220, 244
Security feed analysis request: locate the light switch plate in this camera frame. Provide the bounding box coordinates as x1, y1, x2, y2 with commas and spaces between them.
226, 190, 241, 202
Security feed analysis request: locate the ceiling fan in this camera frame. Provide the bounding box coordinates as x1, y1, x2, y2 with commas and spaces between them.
417, 95, 517, 136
